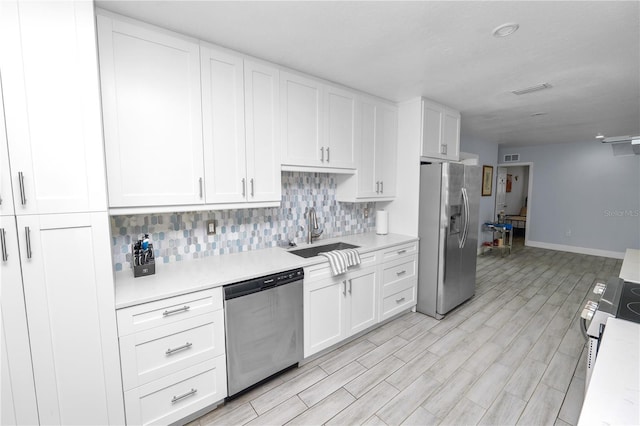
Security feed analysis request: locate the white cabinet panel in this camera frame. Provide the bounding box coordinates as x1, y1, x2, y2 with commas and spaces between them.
244, 60, 281, 203
98, 13, 204, 207
0, 79, 15, 217
357, 101, 378, 198
304, 276, 346, 356
325, 87, 357, 169
1, 0, 107, 215
0, 216, 38, 425
376, 103, 398, 197
346, 267, 378, 336
17, 212, 123, 425
280, 72, 324, 167
201, 44, 247, 204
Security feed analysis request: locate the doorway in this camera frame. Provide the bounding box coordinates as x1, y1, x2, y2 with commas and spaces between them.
495, 163, 533, 246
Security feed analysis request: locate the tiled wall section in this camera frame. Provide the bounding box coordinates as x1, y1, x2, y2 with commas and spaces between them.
111, 172, 376, 271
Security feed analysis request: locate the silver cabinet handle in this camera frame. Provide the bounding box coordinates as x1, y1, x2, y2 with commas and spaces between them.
396, 297, 406, 303
348, 278, 352, 294
199, 177, 203, 199
326, 147, 330, 162
163, 305, 190, 317
380, 181, 383, 194
250, 178, 254, 197
166, 342, 192, 356
342, 280, 346, 296
24, 226, 32, 259
18, 172, 26, 205
397, 249, 407, 255
396, 270, 407, 276
241, 178, 246, 197
376, 181, 380, 194
320, 147, 325, 162
441, 144, 447, 155
0, 228, 7, 262
171, 388, 197, 404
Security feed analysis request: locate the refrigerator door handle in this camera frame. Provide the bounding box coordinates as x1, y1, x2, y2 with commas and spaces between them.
460, 187, 470, 248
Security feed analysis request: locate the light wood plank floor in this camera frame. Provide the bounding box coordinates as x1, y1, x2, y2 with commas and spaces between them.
191, 241, 622, 425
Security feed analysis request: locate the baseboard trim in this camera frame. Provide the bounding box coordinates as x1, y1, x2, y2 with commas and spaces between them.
526, 240, 624, 259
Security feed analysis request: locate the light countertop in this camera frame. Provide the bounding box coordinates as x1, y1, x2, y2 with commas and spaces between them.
619, 248, 640, 283
114, 232, 418, 309
578, 318, 640, 425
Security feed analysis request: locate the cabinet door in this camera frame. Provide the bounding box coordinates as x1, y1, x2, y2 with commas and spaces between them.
346, 267, 379, 336
201, 44, 247, 204
1, 0, 107, 215
97, 13, 204, 208
441, 108, 461, 161
421, 101, 444, 159
325, 86, 357, 169
0, 216, 38, 425
304, 276, 346, 357
357, 100, 378, 197
0, 79, 15, 217
244, 60, 281, 203
376, 104, 398, 197
17, 213, 124, 425
280, 72, 323, 167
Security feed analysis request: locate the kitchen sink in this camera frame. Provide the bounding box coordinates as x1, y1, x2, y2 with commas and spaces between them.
288, 242, 360, 258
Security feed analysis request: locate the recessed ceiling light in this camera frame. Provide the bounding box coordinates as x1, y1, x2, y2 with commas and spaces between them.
492, 23, 520, 37
511, 83, 552, 95
595, 133, 605, 140
531, 112, 547, 117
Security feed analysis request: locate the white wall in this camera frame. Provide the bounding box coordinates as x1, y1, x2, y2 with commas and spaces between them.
500, 141, 640, 257
460, 136, 499, 248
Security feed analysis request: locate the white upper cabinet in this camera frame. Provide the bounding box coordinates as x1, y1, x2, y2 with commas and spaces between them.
420, 98, 460, 161
0, 79, 15, 217
280, 72, 324, 167
280, 73, 357, 170
324, 86, 357, 169
0, 0, 107, 215
97, 12, 205, 208
336, 97, 397, 201
244, 60, 281, 203
201, 44, 247, 204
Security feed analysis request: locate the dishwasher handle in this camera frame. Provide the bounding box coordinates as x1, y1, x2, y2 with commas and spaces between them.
224, 268, 304, 300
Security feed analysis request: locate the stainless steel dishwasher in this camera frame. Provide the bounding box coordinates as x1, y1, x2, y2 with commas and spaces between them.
223, 268, 304, 398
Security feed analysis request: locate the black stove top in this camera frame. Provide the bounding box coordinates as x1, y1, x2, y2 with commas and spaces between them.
616, 281, 640, 324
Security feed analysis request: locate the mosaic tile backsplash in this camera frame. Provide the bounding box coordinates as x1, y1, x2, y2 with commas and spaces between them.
111, 172, 377, 271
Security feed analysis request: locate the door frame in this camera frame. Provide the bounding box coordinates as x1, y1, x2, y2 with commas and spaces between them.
495, 161, 534, 246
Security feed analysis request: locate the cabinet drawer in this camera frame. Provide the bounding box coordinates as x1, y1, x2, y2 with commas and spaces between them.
381, 284, 416, 321
381, 257, 417, 296
382, 242, 418, 261
117, 288, 222, 336
120, 310, 225, 391
304, 250, 377, 283
124, 356, 226, 426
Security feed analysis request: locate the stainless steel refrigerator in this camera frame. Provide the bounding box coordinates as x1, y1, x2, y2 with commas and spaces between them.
417, 162, 480, 319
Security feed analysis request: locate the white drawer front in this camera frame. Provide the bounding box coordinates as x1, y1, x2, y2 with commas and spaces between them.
382, 241, 418, 261
381, 257, 417, 296
120, 310, 225, 391
381, 283, 416, 320
117, 287, 222, 336
124, 356, 226, 426
304, 251, 377, 283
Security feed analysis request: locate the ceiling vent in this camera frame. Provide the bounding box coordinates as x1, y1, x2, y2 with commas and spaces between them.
511, 83, 552, 95
503, 154, 520, 162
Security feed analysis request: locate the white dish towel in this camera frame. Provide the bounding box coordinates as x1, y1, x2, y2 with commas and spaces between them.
319, 249, 361, 276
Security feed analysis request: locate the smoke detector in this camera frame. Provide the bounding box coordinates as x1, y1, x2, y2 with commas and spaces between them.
493, 23, 520, 37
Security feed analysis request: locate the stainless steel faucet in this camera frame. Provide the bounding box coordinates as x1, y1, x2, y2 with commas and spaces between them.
306, 207, 323, 244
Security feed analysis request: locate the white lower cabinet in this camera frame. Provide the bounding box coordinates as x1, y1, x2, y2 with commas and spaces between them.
380, 248, 418, 321
117, 288, 227, 425
303, 241, 418, 358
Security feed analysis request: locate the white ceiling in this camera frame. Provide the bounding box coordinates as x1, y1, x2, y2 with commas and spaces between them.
96, 0, 640, 147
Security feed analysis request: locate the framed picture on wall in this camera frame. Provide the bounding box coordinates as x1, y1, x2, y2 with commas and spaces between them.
506, 174, 513, 192
482, 165, 493, 196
